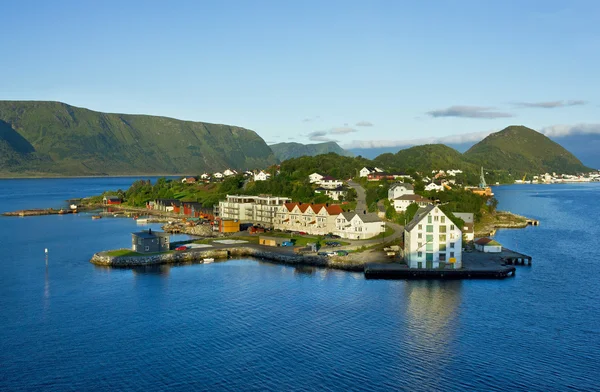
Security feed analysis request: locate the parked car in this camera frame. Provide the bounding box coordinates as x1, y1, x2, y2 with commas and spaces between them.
325, 233, 341, 239
281, 241, 295, 247
326, 241, 340, 247
336, 250, 348, 256
175, 246, 187, 251
298, 231, 307, 235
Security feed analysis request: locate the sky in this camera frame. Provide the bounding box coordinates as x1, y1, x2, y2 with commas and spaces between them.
1, 0, 599, 149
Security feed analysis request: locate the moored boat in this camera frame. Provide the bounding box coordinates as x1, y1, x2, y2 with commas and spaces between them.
203, 258, 214, 264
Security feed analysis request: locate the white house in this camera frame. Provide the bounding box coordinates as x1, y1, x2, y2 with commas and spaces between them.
315, 186, 347, 201
404, 204, 462, 269
388, 183, 414, 200
474, 238, 502, 253
309, 173, 324, 184
447, 169, 463, 177
223, 169, 237, 177
253, 170, 270, 181
425, 182, 444, 192
454, 212, 475, 242
393, 194, 430, 212
359, 167, 383, 177
200, 173, 210, 180
213, 172, 224, 180
335, 212, 384, 240
319, 176, 344, 189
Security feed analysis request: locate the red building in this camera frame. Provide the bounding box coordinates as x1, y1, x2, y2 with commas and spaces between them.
103, 196, 122, 205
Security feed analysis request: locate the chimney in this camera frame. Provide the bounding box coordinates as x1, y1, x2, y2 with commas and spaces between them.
326, 203, 329, 207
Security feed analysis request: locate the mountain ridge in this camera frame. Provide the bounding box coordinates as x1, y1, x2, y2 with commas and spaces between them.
269, 141, 353, 161
0, 101, 277, 176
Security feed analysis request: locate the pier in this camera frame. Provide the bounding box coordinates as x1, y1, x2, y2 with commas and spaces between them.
364, 248, 532, 280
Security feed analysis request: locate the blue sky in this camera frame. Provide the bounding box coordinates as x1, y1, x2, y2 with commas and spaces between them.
1, 0, 599, 148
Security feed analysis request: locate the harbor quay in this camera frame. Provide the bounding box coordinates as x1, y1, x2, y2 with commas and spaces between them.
91, 241, 532, 280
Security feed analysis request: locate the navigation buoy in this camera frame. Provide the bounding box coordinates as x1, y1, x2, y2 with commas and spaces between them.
45, 248, 48, 254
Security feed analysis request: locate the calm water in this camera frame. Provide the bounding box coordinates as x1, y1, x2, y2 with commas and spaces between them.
0, 179, 599, 391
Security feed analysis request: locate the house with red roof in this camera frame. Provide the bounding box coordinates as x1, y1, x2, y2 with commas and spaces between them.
274, 202, 344, 235
474, 237, 502, 253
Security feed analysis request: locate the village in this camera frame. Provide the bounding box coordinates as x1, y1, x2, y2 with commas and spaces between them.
85, 164, 539, 279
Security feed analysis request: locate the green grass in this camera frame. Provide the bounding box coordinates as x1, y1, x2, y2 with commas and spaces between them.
105, 249, 173, 257
266, 231, 350, 246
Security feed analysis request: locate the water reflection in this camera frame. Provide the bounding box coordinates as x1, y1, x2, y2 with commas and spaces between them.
403, 281, 462, 387
132, 264, 172, 276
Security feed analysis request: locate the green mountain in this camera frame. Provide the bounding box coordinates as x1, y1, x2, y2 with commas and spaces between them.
0, 101, 277, 176
373, 144, 474, 173
269, 141, 353, 161
464, 125, 591, 174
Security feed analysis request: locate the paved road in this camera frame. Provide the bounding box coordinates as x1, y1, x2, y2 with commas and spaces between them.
347, 180, 367, 213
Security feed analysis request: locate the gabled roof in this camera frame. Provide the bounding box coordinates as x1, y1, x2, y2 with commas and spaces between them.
405, 204, 436, 232
283, 202, 300, 212
326, 205, 343, 215
321, 175, 338, 181
356, 212, 382, 223
390, 182, 414, 190
132, 230, 169, 239
395, 194, 429, 202
475, 237, 501, 246
104, 196, 121, 200
362, 166, 376, 171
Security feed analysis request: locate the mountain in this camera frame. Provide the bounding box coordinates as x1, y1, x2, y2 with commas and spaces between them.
548, 134, 600, 169
464, 125, 592, 174
269, 141, 353, 161
0, 101, 277, 176
373, 144, 474, 173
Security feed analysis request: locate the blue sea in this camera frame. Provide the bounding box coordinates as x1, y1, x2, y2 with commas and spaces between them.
0, 179, 599, 391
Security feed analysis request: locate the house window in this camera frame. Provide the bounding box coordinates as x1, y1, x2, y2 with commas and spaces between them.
418, 242, 423, 249
439, 253, 446, 261
418, 233, 422, 239
434, 216, 439, 222
418, 224, 422, 230
428, 216, 432, 224
450, 242, 455, 248
450, 224, 455, 230
441, 216, 446, 224
417, 251, 422, 258
426, 225, 433, 233
145, 246, 150, 251
138, 239, 142, 245
450, 252, 455, 258
439, 234, 446, 242
439, 226, 447, 233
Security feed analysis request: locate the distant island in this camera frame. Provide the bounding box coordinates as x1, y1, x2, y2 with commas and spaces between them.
0, 100, 593, 178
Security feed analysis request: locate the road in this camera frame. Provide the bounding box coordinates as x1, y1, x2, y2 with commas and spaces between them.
347, 180, 367, 213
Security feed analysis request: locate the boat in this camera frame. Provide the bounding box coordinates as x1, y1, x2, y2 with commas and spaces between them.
92, 215, 102, 220
203, 258, 214, 264
136, 218, 149, 224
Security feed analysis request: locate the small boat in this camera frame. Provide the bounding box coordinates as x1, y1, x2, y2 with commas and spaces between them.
92, 215, 102, 220
203, 258, 214, 264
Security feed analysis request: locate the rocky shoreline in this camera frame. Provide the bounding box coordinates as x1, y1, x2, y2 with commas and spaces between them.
90, 246, 366, 272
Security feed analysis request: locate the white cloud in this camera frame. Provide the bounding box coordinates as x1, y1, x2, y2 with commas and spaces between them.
356, 121, 373, 127
342, 130, 494, 149
540, 123, 600, 137
307, 130, 338, 142
330, 127, 358, 135
427, 105, 513, 119
515, 100, 587, 109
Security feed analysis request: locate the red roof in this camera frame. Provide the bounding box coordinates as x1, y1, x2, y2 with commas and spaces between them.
326, 205, 343, 215
474, 237, 493, 245
284, 202, 300, 212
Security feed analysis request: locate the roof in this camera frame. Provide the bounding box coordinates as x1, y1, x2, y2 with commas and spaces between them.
390, 182, 414, 190
326, 205, 343, 215
321, 175, 338, 181
464, 222, 474, 232
404, 204, 436, 232
362, 166, 376, 171
340, 211, 382, 223
104, 196, 121, 200
395, 194, 429, 202
475, 237, 501, 246
132, 230, 169, 239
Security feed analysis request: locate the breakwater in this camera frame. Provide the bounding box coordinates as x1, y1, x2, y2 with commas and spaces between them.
90, 246, 365, 271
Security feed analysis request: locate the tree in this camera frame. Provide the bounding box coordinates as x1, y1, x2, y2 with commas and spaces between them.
405, 203, 420, 223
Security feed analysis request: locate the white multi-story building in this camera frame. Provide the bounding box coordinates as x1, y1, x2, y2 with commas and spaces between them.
404, 204, 462, 269
425, 182, 444, 192
309, 173, 324, 183
217, 194, 291, 227
274, 203, 343, 235
253, 170, 270, 181
319, 176, 344, 189
315, 186, 347, 201
393, 194, 430, 212
388, 183, 414, 200
359, 167, 384, 177
335, 212, 384, 240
